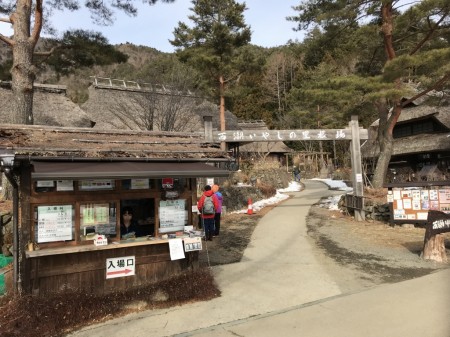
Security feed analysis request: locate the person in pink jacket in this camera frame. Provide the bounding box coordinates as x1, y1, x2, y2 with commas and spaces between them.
197, 185, 219, 241
212, 184, 223, 236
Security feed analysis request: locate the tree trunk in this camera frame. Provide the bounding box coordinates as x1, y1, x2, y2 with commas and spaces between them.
422, 234, 447, 263
371, 101, 402, 188
11, 39, 36, 125
9, 0, 41, 125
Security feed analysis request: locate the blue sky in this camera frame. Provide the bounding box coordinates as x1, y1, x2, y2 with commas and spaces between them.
0, 0, 303, 52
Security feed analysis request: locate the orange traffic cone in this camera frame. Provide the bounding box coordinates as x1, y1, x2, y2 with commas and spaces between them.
247, 198, 253, 215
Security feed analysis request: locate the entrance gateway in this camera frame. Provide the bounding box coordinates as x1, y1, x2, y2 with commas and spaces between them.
204, 116, 369, 221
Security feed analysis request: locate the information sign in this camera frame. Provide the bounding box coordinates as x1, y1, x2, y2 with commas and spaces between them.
106, 256, 135, 279
37, 205, 73, 243
159, 199, 187, 233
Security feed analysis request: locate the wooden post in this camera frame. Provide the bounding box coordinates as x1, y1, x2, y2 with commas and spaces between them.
349, 116, 365, 221
203, 116, 213, 143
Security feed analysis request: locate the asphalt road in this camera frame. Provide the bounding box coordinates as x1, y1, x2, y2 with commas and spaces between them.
68, 180, 450, 337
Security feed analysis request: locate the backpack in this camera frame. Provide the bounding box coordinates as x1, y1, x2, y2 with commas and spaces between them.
202, 196, 216, 215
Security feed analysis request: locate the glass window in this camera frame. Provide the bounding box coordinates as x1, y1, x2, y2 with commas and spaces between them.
80, 202, 117, 240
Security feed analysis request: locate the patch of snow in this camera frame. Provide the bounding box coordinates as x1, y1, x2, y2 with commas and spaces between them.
231, 179, 350, 214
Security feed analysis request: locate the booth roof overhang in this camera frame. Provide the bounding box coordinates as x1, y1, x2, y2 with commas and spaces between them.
31, 161, 230, 180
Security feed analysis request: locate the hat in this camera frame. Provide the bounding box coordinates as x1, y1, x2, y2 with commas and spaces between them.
212, 184, 219, 192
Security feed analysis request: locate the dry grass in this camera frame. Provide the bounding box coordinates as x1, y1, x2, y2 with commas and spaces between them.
0, 268, 220, 337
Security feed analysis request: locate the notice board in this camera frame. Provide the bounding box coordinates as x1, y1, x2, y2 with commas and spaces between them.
389, 187, 450, 222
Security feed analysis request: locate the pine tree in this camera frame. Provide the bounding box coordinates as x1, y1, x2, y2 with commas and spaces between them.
170, 0, 252, 135
289, 0, 450, 187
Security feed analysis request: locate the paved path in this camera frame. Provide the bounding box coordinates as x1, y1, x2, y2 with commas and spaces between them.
68, 180, 450, 337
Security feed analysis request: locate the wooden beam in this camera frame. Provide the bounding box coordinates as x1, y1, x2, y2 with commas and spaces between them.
213, 128, 368, 142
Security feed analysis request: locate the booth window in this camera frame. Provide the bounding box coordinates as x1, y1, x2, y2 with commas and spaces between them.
80, 202, 117, 240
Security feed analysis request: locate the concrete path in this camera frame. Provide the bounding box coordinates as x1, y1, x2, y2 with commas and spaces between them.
68, 180, 450, 337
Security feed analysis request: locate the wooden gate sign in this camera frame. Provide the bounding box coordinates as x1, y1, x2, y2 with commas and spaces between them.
422, 211, 450, 263
425, 210, 450, 237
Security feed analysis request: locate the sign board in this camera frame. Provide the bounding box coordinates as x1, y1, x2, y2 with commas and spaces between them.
390, 187, 450, 221
106, 256, 135, 279
425, 210, 450, 238
79, 179, 114, 191
212, 128, 368, 143
159, 199, 187, 233
183, 237, 202, 252
168, 239, 185, 260
162, 178, 174, 189
37, 205, 73, 243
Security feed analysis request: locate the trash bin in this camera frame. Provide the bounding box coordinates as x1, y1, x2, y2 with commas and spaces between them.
0, 254, 13, 295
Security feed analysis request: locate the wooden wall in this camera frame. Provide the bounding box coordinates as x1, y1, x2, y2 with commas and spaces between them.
27, 244, 198, 296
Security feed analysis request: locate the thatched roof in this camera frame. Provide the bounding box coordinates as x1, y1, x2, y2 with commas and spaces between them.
370, 103, 450, 129
0, 81, 93, 127
363, 103, 450, 158
237, 120, 293, 154
0, 124, 228, 161
81, 84, 239, 132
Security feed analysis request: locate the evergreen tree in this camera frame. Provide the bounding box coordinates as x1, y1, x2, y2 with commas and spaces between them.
170, 0, 252, 134
289, 0, 450, 187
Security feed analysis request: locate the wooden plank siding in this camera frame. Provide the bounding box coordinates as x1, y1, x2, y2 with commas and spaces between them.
28, 242, 198, 296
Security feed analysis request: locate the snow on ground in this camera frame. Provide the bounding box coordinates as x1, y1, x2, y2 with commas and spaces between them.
233, 179, 351, 214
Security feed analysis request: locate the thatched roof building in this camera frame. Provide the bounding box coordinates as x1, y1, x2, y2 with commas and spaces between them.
362, 100, 450, 182
0, 81, 93, 127
81, 78, 239, 132
363, 103, 450, 158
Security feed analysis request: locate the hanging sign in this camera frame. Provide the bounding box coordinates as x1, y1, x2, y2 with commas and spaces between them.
183, 237, 202, 252
169, 239, 185, 260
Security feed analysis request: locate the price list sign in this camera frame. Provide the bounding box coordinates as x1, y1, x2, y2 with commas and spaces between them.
37, 205, 73, 243
159, 199, 186, 233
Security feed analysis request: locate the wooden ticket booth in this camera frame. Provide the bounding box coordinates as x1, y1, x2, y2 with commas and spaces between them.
0, 125, 229, 296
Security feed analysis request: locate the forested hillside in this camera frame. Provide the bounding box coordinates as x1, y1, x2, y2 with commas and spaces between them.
1, 0, 448, 184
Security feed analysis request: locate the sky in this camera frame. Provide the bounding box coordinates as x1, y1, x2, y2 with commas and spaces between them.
0, 0, 303, 53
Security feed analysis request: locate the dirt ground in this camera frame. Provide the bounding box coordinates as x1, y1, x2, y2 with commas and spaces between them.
200, 197, 450, 293
2, 194, 450, 337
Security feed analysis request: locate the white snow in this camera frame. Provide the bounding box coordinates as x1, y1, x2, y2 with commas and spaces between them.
232, 179, 350, 214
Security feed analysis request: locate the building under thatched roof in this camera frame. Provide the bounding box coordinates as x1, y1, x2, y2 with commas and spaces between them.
0, 81, 93, 127
362, 100, 450, 182
81, 78, 239, 132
